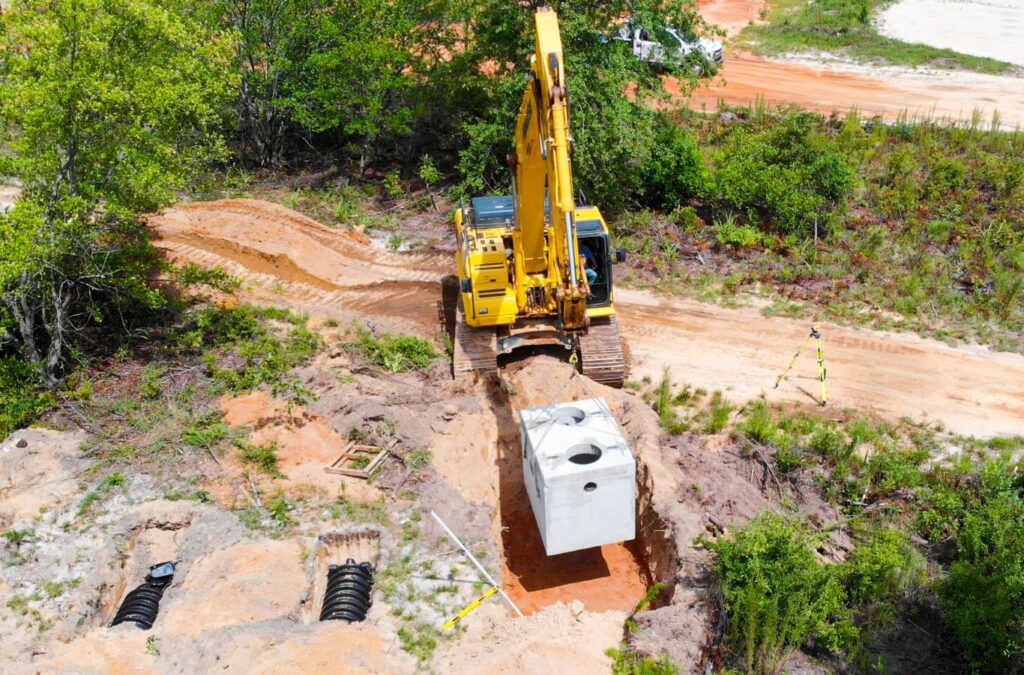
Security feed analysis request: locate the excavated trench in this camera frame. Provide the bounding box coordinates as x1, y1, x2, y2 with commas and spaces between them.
94, 518, 191, 629
488, 381, 677, 615
302, 528, 381, 625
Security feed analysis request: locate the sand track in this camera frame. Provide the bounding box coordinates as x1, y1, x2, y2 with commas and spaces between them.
151, 199, 1024, 438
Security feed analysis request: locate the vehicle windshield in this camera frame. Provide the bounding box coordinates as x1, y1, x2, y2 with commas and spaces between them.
666, 26, 697, 45
652, 25, 681, 47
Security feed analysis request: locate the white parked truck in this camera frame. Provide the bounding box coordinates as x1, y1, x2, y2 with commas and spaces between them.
613, 20, 724, 69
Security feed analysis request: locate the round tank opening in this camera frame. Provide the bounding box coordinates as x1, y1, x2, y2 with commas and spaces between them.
583, 482, 597, 492
568, 444, 602, 465
552, 406, 586, 426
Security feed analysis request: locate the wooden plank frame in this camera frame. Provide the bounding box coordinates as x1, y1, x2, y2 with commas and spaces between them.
324, 440, 389, 479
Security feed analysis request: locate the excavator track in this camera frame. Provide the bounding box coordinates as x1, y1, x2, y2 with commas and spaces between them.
578, 315, 626, 387
452, 299, 498, 379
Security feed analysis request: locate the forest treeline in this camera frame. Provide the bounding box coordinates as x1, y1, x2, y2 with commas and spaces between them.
0, 0, 708, 385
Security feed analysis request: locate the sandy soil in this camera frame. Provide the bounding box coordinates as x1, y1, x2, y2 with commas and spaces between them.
151, 199, 1024, 438
0, 184, 19, 212
219, 391, 382, 502
432, 602, 626, 673
878, 0, 1024, 66
0, 429, 89, 526
677, 52, 1024, 127
688, 0, 1024, 127
698, 0, 767, 37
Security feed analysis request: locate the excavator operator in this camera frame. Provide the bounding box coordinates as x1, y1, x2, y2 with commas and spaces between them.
579, 244, 598, 286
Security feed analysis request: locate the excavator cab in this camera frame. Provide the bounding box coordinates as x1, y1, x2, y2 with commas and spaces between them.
577, 230, 611, 307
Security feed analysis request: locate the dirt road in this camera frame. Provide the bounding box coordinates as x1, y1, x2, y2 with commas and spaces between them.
151, 199, 1024, 438
687, 0, 1024, 127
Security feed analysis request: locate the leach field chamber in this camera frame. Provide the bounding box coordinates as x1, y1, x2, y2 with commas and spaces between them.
519, 397, 636, 555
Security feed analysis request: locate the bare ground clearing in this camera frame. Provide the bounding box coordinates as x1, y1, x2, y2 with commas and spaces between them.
151, 199, 1024, 438
687, 0, 1024, 127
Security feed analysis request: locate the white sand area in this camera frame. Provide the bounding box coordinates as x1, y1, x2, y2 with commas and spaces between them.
877, 0, 1024, 66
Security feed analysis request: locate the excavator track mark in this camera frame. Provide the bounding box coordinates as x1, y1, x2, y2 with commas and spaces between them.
579, 316, 627, 387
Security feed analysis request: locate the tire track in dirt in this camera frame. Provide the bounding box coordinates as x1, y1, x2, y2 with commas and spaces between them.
157, 237, 439, 336
616, 288, 1024, 437
153, 199, 1024, 438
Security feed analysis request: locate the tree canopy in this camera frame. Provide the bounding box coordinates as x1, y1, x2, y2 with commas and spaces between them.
0, 0, 235, 381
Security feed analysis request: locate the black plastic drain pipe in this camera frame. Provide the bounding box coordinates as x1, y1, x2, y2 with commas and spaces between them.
110, 561, 176, 630
320, 558, 373, 622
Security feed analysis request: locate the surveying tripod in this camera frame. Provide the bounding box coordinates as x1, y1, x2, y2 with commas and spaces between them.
774, 325, 828, 406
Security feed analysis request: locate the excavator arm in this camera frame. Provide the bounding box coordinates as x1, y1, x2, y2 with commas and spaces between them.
511, 6, 589, 331
451, 6, 626, 386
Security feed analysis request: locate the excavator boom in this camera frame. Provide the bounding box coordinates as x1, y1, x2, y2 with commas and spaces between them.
451, 6, 626, 385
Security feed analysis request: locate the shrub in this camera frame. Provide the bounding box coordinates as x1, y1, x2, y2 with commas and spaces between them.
641, 113, 707, 210
709, 513, 856, 674
0, 356, 52, 438
740, 401, 778, 445
351, 329, 438, 373
704, 391, 732, 433
711, 112, 853, 237
715, 216, 764, 249
939, 466, 1024, 672
237, 439, 284, 478
842, 527, 926, 607
182, 412, 230, 449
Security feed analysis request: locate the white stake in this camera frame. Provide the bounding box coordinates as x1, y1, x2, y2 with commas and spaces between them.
430, 510, 524, 617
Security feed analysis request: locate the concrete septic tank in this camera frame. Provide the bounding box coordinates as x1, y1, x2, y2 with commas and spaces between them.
519, 397, 636, 556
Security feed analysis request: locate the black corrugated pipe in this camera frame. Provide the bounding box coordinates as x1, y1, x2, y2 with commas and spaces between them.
110, 561, 176, 630
320, 558, 373, 622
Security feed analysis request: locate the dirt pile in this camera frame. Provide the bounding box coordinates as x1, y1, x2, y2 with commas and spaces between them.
432, 601, 626, 673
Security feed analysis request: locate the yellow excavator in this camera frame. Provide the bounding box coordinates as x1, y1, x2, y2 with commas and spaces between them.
451, 6, 627, 386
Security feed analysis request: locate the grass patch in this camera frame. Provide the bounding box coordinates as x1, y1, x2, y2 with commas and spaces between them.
397, 621, 438, 662
178, 304, 322, 402
236, 439, 284, 478
347, 326, 438, 373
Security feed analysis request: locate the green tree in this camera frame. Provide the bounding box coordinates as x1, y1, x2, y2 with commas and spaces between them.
0, 0, 235, 382
216, 0, 308, 167
711, 111, 853, 237
283, 0, 463, 173
457, 0, 713, 212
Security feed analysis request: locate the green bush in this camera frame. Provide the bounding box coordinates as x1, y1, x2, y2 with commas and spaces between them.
938, 464, 1024, 672
607, 647, 679, 674
641, 113, 707, 210
842, 527, 926, 607
710, 112, 853, 237
740, 401, 778, 445
714, 215, 764, 249
0, 356, 53, 439
237, 439, 284, 478
179, 305, 322, 398
709, 513, 856, 674
351, 329, 438, 373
